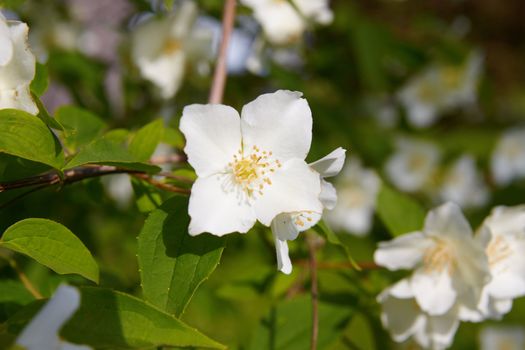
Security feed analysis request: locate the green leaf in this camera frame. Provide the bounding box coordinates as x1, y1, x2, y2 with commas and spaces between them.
30, 63, 48, 97
376, 184, 425, 236
0, 109, 64, 169
316, 220, 361, 270
129, 119, 165, 162
0, 219, 99, 283
55, 106, 106, 152
7, 288, 225, 349
249, 295, 353, 350
138, 196, 224, 316
64, 137, 160, 173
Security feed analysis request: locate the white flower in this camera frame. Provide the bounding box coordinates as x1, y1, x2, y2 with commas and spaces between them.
475, 205, 525, 319
241, 0, 333, 45
325, 157, 381, 236
491, 128, 525, 186
0, 13, 38, 115
438, 155, 489, 209
374, 202, 490, 317
398, 52, 482, 128
385, 138, 440, 192
271, 147, 346, 274
378, 280, 460, 350
479, 326, 525, 350
131, 2, 212, 99
180, 90, 322, 237
16, 285, 92, 350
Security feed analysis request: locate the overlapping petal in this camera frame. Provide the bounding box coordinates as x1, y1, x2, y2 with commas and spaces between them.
187, 175, 256, 236
253, 158, 321, 226
241, 90, 312, 162
180, 104, 242, 177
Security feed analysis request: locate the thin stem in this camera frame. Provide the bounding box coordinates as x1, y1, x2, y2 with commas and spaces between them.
307, 234, 319, 350
208, 0, 236, 104
5, 258, 43, 299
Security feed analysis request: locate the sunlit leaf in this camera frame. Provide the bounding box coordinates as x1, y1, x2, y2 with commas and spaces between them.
0, 219, 99, 283
138, 196, 224, 316
0, 109, 64, 169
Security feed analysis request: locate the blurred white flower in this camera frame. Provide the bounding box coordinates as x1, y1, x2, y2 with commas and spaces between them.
241, 0, 333, 45
374, 202, 490, 317
398, 52, 483, 128
16, 285, 92, 350
103, 174, 134, 210
476, 205, 525, 319
438, 155, 489, 209
131, 2, 213, 99
385, 138, 440, 193
479, 326, 525, 350
271, 147, 346, 274
491, 128, 525, 186
180, 90, 322, 237
325, 157, 381, 236
378, 279, 460, 350
0, 13, 38, 115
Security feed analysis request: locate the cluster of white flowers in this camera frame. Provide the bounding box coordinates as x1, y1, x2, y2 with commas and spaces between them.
386, 137, 489, 209
180, 90, 345, 274
375, 202, 525, 349
240, 0, 333, 46
398, 52, 482, 128
15, 285, 92, 350
0, 13, 38, 115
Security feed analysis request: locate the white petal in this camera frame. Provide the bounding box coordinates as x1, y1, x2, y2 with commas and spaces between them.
140, 51, 186, 99
411, 269, 456, 316
250, 2, 305, 45
0, 21, 35, 90
180, 104, 242, 177
292, 0, 333, 24
388, 279, 415, 299
378, 288, 423, 342
241, 90, 312, 162
426, 312, 460, 349
0, 16, 13, 65
188, 175, 256, 236
273, 233, 292, 274
253, 158, 322, 226
424, 202, 473, 240
319, 179, 337, 210
16, 285, 81, 349
487, 271, 525, 300
374, 232, 431, 270
309, 147, 346, 178
0, 84, 38, 115
271, 213, 300, 241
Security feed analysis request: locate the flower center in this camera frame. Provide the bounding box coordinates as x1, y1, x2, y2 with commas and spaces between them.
423, 240, 455, 274
487, 235, 513, 267
163, 38, 182, 55
228, 145, 281, 197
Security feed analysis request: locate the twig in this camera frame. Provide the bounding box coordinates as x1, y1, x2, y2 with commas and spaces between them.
208, 0, 236, 104
132, 174, 190, 194
6, 257, 43, 299
307, 234, 319, 350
